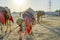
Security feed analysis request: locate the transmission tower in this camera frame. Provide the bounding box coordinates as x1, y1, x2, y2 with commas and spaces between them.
49, 0, 52, 12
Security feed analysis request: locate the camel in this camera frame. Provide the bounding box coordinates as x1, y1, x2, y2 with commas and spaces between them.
37, 11, 45, 23
0, 7, 14, 34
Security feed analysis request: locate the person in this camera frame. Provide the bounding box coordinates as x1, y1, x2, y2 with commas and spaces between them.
16, 18, 25, 40
22, 11, 36, 39
22, 20, 26, 34
23, 17, 32, 40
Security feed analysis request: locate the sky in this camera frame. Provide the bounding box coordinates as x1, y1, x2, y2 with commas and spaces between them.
0, 0, 60, 12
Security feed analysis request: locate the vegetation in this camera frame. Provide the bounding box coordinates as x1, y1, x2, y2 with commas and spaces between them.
55, 10, 60, 12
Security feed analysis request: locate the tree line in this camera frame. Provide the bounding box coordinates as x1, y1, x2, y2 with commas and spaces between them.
55, 9, 60, 12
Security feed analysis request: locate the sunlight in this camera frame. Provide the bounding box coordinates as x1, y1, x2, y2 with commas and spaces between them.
13, 0, 26, 6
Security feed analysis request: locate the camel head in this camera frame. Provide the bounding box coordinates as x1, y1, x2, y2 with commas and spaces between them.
4, 7, 14, 23
4, 7, 11, 20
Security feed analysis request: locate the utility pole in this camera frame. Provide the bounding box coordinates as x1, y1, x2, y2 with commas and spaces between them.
49, 0, 52, 12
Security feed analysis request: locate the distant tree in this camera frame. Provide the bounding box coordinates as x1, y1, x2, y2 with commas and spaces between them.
55, 10, 60, 12
59, 10, 60, 12
55, 10, 58, 12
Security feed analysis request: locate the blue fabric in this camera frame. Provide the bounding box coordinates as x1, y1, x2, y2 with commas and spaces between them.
22, 26, 26, 32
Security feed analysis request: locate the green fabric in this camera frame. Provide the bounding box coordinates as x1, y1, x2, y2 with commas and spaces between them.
16, 18, 23, 25
16, 18, 23, 31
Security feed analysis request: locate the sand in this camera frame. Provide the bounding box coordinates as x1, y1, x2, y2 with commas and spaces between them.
0, 15, 60, 40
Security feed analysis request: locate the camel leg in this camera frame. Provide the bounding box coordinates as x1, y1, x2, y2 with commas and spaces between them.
39, 16, 40, 23
37, 16, 38, 23
40, 16, 41, 23
0, 22, 3, 31
44, 14, 45, 18
5, 20, 9, 33
5, 20, 11, 33
37, 16, 39, 23
9, 20, 11, 32
37, 13, 38, 23
37, 14, 40, 24
40, 16, 42, 22
37, 16, 40, 24
41, 16, 42, 22
37, 18, 39, 23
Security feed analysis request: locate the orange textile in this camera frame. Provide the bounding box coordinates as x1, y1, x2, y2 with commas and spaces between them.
26, 23, 32, 34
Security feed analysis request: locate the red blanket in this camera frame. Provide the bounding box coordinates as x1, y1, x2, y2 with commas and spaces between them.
0, 12, 6, 24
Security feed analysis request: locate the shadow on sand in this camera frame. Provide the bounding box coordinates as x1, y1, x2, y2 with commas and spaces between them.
38, 23, 60, 40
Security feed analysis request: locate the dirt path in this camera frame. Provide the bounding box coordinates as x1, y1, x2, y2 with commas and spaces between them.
0, 16, 60, 40
32, 16, 60, 40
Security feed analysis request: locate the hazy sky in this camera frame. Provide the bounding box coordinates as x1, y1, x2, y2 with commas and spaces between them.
0, 0, 60, 12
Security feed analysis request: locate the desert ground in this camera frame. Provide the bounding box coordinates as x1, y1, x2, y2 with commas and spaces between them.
0, 15, 60, 40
